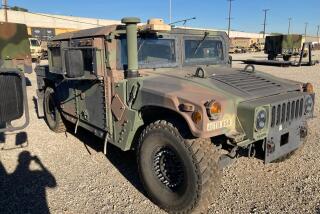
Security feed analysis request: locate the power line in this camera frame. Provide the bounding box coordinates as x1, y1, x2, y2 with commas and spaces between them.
288, 18, 292, 35
2, 0, 8, 22
169, 0, 172, 24
317, 25, 319, 43
227, 0, 234, 37
262, 9, 269, 39
304, 22, 308, 39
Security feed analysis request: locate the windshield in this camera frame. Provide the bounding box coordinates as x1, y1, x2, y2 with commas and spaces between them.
120, 38, 176, 68
30, 39, 40, 47
184, 39, 224, 64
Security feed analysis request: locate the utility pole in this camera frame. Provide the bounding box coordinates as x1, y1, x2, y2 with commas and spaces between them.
227, 0, 234, 37
262, 9, 269, 39
2, 0, 8, 22
169, 0, 172, 24
288, 18, 292, 35
304, 22, 308, 39
317, 25, 319, 43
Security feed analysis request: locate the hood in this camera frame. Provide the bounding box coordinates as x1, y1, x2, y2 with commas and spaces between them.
141, 66, 302, 102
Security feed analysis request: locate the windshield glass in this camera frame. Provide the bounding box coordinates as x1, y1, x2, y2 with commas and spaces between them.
120, 38, 176, 68
184, 39, 224, 64
30, 39, 40, 47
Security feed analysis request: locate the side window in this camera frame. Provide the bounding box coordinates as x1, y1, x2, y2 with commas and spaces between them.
64, 47, 96, 77
118, 37, 176, 69
50, 47, 62, 69
81, 48, 94, 72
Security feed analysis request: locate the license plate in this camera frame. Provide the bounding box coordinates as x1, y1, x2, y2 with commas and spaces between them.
207, 119, 232, 131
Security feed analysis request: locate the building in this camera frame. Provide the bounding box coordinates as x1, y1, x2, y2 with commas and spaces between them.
1, 9, 318, 43
0, 9, 120, 40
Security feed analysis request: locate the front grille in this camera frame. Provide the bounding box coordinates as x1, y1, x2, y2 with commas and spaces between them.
271, 97, 304, 128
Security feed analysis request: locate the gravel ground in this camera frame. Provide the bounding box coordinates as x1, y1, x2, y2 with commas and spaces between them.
0, 51, 319, 213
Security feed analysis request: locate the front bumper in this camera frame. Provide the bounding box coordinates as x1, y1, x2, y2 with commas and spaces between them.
237, 92, 315, 163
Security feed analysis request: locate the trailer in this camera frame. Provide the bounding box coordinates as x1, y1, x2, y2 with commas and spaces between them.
265, 34, 303, 61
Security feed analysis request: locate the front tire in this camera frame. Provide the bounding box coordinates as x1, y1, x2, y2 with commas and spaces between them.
44, 87, 66, 133
137, 120, 221, 213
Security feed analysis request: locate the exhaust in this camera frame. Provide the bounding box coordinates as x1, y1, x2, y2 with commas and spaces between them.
121, 17, 141, 78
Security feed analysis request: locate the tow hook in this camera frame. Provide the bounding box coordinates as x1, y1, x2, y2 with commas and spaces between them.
300, 126, 308, 139
218, 146, 239, 169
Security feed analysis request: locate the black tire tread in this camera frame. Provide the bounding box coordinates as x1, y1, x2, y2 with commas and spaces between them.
44, 87, 66, 133
137, 120, 221, 214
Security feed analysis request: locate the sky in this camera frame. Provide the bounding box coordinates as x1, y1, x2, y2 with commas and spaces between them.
7, 0, 320, 35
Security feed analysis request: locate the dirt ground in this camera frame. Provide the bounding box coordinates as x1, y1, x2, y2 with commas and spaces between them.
0, 51, 319, 213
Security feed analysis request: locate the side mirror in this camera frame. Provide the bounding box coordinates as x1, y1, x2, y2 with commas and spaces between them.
65, 49, 85, 78
0, 69, 29, 132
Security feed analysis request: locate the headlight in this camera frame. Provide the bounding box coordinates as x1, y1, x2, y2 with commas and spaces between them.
256, 109, 267, 131
206, 100, 221, 120
305, 96, 314, 114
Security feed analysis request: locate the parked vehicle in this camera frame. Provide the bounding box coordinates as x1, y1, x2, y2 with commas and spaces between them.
0, 22, 31, 132
265, 34, 303, 61
29, 38, 43, 62
35, 18, 315, 213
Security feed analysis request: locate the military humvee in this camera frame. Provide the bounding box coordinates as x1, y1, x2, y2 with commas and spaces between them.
35, 18, 315, 213
265, 34, 303, 61
0, 22, 31, 132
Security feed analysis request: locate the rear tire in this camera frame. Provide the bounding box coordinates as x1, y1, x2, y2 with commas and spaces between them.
44, 87, 66, 133
137, 120, 221, 213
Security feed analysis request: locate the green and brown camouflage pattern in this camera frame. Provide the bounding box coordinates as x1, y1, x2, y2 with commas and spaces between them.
264, 34, 302, 56
36, 19, 314, 162
0, 22, 32, 73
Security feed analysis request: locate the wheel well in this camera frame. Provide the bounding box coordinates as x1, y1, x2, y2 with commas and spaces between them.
43, 79, 55, 89
130, 106, 193, 151
140, 106, 192, 138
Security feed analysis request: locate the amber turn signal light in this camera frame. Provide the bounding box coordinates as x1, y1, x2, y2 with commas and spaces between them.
303, 83, 314, 93
192, 111, 202, 124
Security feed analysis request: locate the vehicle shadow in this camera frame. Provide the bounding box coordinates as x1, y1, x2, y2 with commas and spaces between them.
66, 125, 146, 196
0, 151, 57, 213
32, 96, 40, 118
0, 131, 29, 150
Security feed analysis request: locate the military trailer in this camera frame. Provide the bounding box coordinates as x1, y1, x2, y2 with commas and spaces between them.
0, 22, 31, 132
35, 18, 315, 213
265, 34, 303, 61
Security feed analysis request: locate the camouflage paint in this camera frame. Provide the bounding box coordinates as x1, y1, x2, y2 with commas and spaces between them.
36, 19, 315, 157
0, 22, 32, 73
265, 34, 302, 56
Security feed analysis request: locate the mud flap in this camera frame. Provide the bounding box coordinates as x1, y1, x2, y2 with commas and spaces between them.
36, 90, 44, 118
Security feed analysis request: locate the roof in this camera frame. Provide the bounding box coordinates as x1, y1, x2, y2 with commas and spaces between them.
53, 24, 228, 41
53, 25, 123, 40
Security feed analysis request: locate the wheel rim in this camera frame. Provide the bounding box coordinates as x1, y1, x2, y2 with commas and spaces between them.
153, 146, 185, 191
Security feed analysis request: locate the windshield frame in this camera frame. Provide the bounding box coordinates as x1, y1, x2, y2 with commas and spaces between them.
182, 36, 227, 66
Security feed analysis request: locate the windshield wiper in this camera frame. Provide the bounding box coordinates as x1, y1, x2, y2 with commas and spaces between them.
193, 32, 209, 55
